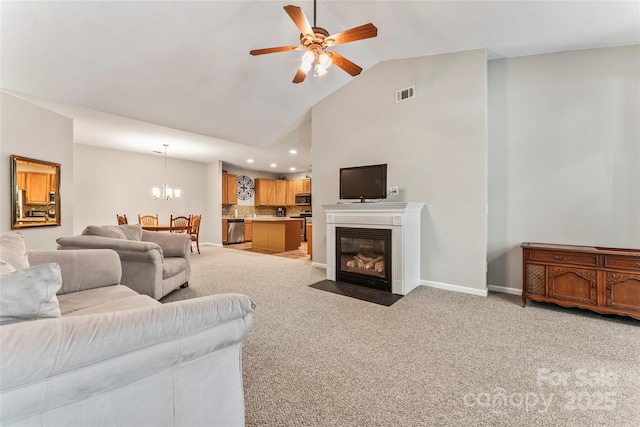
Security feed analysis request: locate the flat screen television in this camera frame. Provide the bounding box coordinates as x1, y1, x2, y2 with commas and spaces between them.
339, 164, 387, 202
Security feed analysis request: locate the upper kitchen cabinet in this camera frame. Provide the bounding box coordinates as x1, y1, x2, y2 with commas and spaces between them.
25, 173, 51, 204
275, 180, 287, 206
286, 180, 297, 206
298, 178, 311, 194
254, 178, 275, 206
222, 171, 237, 205
256, 178, 312, 206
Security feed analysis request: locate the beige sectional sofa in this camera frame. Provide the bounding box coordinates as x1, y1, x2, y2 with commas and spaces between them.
56, 224, 191, 300
0, 232, 254, 426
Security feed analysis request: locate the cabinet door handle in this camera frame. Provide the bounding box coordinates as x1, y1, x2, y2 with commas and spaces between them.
637, 262, 640, 267
553, 256, 570, 261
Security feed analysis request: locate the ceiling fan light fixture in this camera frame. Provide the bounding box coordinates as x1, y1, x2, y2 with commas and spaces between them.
302, 50, 315, 64
249, 1, 377, 83
319, 52, 332, 67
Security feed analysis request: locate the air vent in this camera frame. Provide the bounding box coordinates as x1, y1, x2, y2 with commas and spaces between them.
395, 86, 415, 103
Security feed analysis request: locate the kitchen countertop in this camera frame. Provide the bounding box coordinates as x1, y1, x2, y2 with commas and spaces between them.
221, 216, 305, 221
250, 217, 303, 222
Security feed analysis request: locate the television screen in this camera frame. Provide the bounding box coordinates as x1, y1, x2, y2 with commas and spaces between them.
340, 164, 387, 201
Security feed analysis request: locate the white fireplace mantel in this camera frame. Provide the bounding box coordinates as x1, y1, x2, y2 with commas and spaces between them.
323, 202, 425, 295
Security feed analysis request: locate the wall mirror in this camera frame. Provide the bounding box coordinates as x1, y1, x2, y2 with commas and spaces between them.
11, 155, 61, 229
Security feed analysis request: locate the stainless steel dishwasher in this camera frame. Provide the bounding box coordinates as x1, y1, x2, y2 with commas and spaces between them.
227, 218, 245, 244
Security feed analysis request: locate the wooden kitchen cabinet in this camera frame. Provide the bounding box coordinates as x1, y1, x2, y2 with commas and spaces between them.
522, 242, 640, 319
244, 220, 252, 242
286, 180, 297, 206
25, 172, 51, 204
254, 179, 276, 206
275, 180, 287, 206
301, 178, 311, 194
17, 172, 26, 190
222, 172, 237, 205
222, 219, 228, 245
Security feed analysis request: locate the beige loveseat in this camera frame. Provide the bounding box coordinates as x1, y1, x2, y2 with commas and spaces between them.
0, 233, 254, 426
56, 224, 190, 299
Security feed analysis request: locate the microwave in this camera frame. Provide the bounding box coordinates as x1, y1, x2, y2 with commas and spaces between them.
295, 193, 311, 206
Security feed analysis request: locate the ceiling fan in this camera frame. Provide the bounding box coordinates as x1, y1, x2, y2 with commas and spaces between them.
249, 1, 377, 83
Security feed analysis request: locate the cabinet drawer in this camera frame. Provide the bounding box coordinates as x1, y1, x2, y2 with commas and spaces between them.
604, 257, 640, 272
529, 251, 598, 267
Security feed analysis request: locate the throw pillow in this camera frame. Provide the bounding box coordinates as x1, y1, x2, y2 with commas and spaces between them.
0, 263, 62, 325
0, 231, 30, 271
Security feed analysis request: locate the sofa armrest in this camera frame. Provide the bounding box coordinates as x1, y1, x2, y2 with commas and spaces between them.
27, 249, 122, 294
142, 231, 191, 258
56, 235, 163, 263
0, 293, 255, 424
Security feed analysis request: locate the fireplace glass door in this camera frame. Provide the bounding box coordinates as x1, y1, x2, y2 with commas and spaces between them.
336, 227, 392, 291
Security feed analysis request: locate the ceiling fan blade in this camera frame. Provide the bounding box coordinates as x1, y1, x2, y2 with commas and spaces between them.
325, 23, 378, 46
329, 51, 363, 76
284, 5, 314, 37
293, 69, 307, 84
250, 45, 301, 55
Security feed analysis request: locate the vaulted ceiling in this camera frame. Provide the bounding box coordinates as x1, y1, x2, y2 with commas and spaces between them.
2, 1, 638, 173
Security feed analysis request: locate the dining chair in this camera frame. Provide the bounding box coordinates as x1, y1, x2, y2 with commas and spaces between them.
190, 214, 202, 254
116, 214, 128, 225
170, 215, 191, 234
138, 214, 159, 226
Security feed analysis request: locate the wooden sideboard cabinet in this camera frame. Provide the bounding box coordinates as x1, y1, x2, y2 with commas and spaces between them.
522, 242, 640, 320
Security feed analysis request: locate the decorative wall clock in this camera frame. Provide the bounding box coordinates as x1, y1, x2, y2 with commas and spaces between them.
237, 175, 254, 200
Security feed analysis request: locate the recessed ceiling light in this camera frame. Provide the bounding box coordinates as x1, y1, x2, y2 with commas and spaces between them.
270, 163, 277, 167
247, 159, 254, 163
289, 149, 297, 154
290, 167, 296, 171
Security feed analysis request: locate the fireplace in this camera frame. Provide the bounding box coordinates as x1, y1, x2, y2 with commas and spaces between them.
336, 227, 392, 291
324, 202, 425, 296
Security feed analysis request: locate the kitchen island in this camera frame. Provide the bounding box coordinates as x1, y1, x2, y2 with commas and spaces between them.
252, 218, 303, 252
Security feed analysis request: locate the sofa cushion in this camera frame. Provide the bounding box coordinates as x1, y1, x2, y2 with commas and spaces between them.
63, 294, 160, 316
57, 284, 150, 316
0, 263, 62, 324
0, 231, 30, 270
1, 258, 17, 275
82, 224, 143, 241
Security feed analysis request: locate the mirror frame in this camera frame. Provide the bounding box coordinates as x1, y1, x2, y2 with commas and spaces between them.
11, 155, 61, 229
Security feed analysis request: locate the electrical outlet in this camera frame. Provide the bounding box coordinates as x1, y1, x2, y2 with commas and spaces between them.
388, 186, 399, 195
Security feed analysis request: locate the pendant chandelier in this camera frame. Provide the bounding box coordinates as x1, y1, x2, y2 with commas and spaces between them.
152, 144, 181, 200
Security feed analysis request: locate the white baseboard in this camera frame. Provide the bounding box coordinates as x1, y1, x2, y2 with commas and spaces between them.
311, 262, 327, 269
422, 280, 488, 297
488, 285, 521, 295
200, 242, 222, 248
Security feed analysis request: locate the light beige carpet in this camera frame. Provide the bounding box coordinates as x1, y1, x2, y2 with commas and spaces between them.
162, 246, 640, 426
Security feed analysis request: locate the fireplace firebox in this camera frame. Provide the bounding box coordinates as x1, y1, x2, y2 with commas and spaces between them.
336, 227, 392, 292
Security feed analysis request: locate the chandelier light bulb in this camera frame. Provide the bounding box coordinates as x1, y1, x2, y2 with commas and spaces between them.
302, 50, 315, 64
300, 61, 312, 72
316, 63, 328, 77
319, 52, 332, 68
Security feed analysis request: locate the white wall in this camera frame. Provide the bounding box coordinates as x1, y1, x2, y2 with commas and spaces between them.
312, 49, 489, 294
73, 144, 219, 243
488, 45, 640, 292
1, 91, 74, 249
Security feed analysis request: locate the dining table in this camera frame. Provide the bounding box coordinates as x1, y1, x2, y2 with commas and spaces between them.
141, 224, 190, 232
